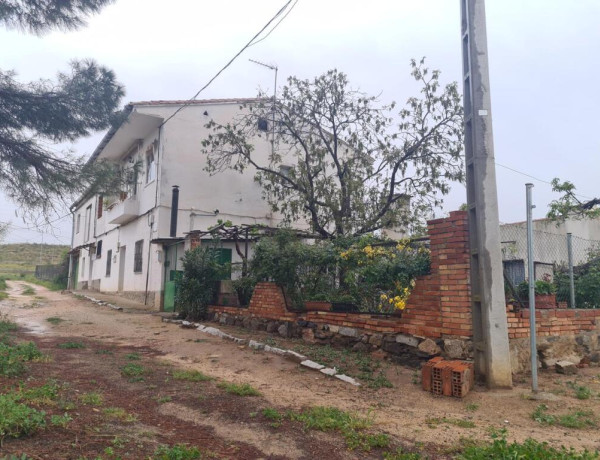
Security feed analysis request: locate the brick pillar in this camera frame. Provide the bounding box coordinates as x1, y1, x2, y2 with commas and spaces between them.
189, 234, 201, 250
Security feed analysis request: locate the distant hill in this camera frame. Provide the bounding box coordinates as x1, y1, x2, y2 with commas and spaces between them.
0, 243, 70, 275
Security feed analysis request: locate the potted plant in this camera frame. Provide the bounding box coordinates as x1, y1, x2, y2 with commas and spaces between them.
517, 277, 557, 309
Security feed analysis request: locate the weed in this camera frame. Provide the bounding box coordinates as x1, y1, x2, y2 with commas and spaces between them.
426, 417, 475, 429
154, 396, 172, 404
466, 403, 479, 412
262, 407, 282, 427
411, 370, 419, 385
58, 342, 86, 349
172, 370, 213, 382
18, 380, 60, 406
362, 371, 393, 389
264, 337, 278, 346
79, 392, 103, 406
458, 428, 598, 459
103, 407, 138, 423
50, 413, 72, 428
95, 349, 114, 355
0, 341, 43, 377
532, 404, 596, 429
0, 316, 17, 334
21, 286, 35, 296
573, 385, 593, 400
121, 363, 146, 378
383, 448, 422, 459
125, 353, 140, 360
153, 444, 202, 460
46, 317, 64, 325
0, 393, 46, 443
218, 382, 260, 396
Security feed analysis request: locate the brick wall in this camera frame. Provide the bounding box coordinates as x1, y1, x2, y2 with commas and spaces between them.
210, 211, 473, 339
507, 307, 600, 339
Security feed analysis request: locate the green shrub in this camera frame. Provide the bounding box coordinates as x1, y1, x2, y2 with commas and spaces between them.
0, 341, 43, 377
153, 444, 202, 460
0, 394, 46, 443
121, 363, 146, 378
175, 246, 228, 320
58, 342, 85, 349
217, 381, 260, 396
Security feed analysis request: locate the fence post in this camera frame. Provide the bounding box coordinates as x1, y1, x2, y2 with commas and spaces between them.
526, 183, 538, 393
567, 233, 576, 309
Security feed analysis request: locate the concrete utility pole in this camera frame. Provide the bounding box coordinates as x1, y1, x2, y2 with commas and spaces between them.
460, 0, 513, 388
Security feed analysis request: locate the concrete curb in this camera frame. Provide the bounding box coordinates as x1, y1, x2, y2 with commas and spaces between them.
79, 294, 124, 311
163, 318, 360, 386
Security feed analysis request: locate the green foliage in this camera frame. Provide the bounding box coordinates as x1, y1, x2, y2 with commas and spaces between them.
262, 407, 282, 422
50, 413, 72, 428
517, 279, 556, 300
203, 62, 464, 238
21, 286, 35, 295
18, 380, 60, 406
555, 251, 600, 308
0, 341, 43, 377
547, 179, 600, 223
46, 317, 64, 325
217, 381, 260, 396
175, 246, 228, 320
79, 392, 103, 406
458, 428, 598, 459
0, 393, 46, 443
532, 404, 596, 429
58, 342, 86, 349
172, 370, 213, 382
125, 353, 140, 360
152, 444, 203, 460
231, 275, 255, 307
383, 448, 422, 460
121, 363, 146, 378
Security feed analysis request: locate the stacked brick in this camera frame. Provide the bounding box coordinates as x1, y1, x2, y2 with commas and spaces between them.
422, 357, 474, 398
506, 307, 600, 339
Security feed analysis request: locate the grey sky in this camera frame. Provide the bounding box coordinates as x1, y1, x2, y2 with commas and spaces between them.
1, 0, 599, 244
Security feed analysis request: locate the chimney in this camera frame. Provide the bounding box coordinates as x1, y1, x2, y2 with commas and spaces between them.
170, 185, 179, 237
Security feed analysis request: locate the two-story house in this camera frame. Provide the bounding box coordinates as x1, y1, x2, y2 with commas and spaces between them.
69, 99, 290, 310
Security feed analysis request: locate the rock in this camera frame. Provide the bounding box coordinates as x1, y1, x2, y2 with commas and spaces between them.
555, 360, 578, 375
284, 350, 306, 363
225, 315, 236, 326
264, 345, 285, 355
242, 316, 252, 329
301, 360, 324, 370
181, 321, 196, 328
314, 328, 334, 340
249, 318, 262, 330
352, 342, 370, 352
266, 321, 279, 333
589, 352, 600, 363
305, 321, 317, 330
302, 328, 316, 344
335, 374, 361, 386
320, 367, 337, 376
368, 334, 383, 347
218, 315, 227, 325
248, 340, 264, 350
328, 325, 339, 334
234, 318, 244, 328
278, 323, 290, 338
396, 334, 419, 347
339, 327, 358, 338
443, 339, 466, 359
360, 334, 369, 344
417, 338, 441, 356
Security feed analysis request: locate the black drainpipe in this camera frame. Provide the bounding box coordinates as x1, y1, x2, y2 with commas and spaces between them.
170, 185, 179, 238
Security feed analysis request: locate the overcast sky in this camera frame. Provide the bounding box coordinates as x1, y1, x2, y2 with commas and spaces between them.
1, 0, 599, 244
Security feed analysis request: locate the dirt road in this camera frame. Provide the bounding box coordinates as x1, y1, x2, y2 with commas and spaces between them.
2, 280, 600, 458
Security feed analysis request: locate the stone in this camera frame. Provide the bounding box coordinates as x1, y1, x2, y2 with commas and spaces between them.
589, 352, 600, 363
360, 334, 369, 344
248, 340, 264, 350
284, 350, 306, 363
278, 323, 290, 338
218, 315, 227, 325
368, 334, 383, 347
249, 318, 262, 330
320, 367, 337, 376
396, 334, 419, 347
352, 342, 370, 352
300, 360, 325, 370
335, 374, 361, 386
264, 345, 285, 355
555, 360, 578, 375
417, 338, 441, 356
328, 325, 339, 333
234, 318, 244, 328
443, 339, 466, 359
302, 328, 316, 344
339, 327, 358, 338
242, 316, 252, 329
225, 315, 236, 326
314, 328, 334, 340
266, 321, 279, 333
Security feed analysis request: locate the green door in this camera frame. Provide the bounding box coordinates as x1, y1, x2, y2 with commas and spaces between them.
164, 270, 182, 312
72, 256, 79, 290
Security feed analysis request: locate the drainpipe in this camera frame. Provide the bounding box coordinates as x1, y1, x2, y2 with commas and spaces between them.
170, 186, 179, 238
67, 209, 76, 290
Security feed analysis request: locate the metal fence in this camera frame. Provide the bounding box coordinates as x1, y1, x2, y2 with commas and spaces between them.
500, 224, 600, 308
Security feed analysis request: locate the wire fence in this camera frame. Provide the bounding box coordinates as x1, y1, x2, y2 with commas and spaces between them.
500, 224, 600, 308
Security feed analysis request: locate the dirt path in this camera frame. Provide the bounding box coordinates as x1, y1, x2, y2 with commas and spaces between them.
2, 280, 600, 457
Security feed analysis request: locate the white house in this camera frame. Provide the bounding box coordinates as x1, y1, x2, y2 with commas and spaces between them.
69, 99, 295, 310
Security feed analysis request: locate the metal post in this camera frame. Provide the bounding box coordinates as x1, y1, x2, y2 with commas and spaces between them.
567, 233, 576, 308
526, 183, 538, 392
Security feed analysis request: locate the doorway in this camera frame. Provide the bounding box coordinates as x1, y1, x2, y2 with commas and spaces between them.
118, 246, 126, 292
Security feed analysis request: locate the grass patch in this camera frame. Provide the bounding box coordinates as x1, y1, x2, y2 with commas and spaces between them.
172, 369, 213, 382
466, 403, 479, 412
0, 341, 43, 377
79, 392, 103, 406
218, 381, 260, 396
50, 413, 72, 428
0, 393, 46, 444
121, 362, 146, 379
0, 317, 17, 335
46, 317, 64, 325
289, 406, 389, 451
458, 429, 598, 459
95, 349, 114, 355
154, 395, 172, 404
153, 444, 203, 459
567, 381, 593, 400
125, 352, 140, 360
58, 341, 85, 349
103, 407, 137, 422
383, 448, 423, 459
262, 407, 283, 427
532, 404, 596, 429
426, 417, 476, 429
17, 380, 60, 406
21, 286, 35, 296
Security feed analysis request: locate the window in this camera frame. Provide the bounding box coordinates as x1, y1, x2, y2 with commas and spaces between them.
106, 250, 112, 277
96, 240, 102, 258
134, 240, 143, 273
76, 214, 81, 234
97, 195, 103, 219
146, 146, 156, 183
84, 205, 92, 241
257, 118, 269, 132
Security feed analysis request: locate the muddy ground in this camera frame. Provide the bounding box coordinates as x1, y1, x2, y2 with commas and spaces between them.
2, 280, 600, 459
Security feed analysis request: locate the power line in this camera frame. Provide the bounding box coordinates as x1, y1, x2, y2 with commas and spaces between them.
248, 0, 298, 48
160, 0, 295, 128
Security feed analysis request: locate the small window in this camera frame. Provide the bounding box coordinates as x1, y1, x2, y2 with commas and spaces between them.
278, 165, 292, 178
76, 214, 81, 234
81, 257, 85, 277
85, 204, 92, 241
134, 240, 143, 273
106, 250, 112, 277
146, 146, 156, 183
257, 118, 269, 132
97, 195, 103, 219
96, 240, 102, 258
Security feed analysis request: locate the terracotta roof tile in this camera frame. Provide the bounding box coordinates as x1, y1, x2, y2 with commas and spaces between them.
130, 98, 263, 106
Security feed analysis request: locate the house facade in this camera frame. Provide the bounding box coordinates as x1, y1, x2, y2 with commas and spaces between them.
69, 99, 292, 309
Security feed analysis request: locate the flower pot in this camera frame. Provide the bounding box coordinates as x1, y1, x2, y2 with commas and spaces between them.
304, 301, 332, 312
535, 294, 557, 309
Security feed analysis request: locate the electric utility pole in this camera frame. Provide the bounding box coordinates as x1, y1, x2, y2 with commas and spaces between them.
460, 0, 513, 388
